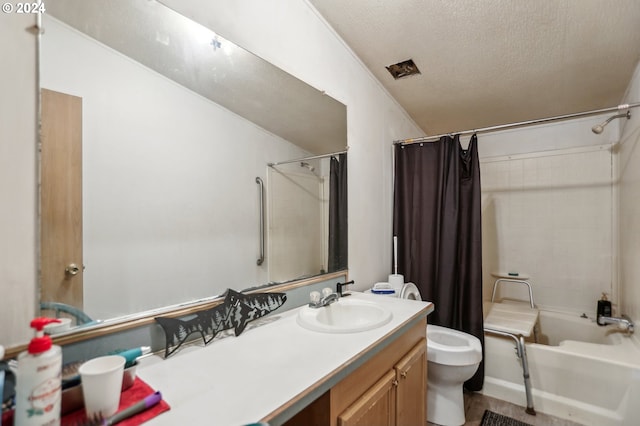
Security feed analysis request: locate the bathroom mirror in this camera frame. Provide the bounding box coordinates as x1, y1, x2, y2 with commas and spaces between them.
34, 0, 347, 339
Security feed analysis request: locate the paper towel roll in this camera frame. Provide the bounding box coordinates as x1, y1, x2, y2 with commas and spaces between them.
388, 274, 404, 291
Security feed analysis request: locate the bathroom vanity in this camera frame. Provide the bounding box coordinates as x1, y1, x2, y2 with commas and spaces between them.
134, 292, 433, 425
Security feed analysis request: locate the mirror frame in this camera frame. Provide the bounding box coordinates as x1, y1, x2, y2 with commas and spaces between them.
5, 270, 348, 359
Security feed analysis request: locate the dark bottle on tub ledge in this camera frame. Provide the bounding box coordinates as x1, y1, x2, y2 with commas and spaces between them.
596, 292, 612, 325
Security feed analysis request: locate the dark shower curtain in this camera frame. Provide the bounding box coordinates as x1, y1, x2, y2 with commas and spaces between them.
328, 153, 348, 272
393, 134, 484, 391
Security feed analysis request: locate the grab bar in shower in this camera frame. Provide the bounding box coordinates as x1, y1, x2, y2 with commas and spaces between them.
256, 177, 265, 265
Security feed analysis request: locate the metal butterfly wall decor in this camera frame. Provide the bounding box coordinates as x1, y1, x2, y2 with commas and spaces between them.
155, 288, 287, 357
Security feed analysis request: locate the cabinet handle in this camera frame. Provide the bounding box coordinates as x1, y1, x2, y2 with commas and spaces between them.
400, 371, 407, 379
392, 379, 398, 387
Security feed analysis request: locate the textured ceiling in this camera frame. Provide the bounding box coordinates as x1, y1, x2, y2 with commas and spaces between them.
308, 0, 640, 136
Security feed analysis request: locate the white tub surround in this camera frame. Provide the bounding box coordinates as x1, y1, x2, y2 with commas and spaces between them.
135, 292, 433, 425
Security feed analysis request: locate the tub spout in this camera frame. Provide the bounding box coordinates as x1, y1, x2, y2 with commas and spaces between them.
597, 315, 635, 333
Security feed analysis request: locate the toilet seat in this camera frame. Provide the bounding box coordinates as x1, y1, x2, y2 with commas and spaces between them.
400, 282, 421, 300
427, 324, 482, 366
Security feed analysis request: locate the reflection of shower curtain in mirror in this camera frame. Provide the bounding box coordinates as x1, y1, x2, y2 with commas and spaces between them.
393, 135, 484, 391
328, 154, 348, 272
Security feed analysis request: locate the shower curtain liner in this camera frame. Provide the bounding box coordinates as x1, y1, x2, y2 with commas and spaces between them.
393, 134, 484, 391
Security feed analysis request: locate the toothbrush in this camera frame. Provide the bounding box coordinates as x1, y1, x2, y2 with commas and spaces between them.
116, 346, 151, 368
104, 391, 162, 425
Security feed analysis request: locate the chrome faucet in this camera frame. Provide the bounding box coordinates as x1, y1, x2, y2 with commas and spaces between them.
308, 287, 340, 308
597, 314, 635, 333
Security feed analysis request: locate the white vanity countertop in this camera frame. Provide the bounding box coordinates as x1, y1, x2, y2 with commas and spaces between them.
136, 292, 433, 426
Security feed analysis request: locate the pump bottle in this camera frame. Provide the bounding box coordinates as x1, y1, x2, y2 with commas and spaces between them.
597, 293, 612, 326
14, 318, 62, 426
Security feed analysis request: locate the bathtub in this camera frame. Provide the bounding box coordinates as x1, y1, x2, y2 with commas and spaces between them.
482, 306, 640, 426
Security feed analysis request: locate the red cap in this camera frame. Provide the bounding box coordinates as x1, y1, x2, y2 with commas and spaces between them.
28, 318, 60, 354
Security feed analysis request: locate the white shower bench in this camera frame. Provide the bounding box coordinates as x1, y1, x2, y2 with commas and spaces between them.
484, 272, 539, 415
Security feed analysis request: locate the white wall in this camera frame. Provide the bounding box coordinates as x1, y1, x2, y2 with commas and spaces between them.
619, 61, 640, 323
0, 14, 37, 347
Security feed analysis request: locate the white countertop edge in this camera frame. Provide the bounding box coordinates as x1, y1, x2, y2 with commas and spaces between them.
136, 292, 434, 426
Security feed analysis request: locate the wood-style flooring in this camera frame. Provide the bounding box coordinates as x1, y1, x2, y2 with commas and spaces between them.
427, 392, 585, 426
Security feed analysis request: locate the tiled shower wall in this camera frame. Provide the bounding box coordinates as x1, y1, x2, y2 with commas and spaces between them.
268, 167, 326, 283
480, 145, 614, 315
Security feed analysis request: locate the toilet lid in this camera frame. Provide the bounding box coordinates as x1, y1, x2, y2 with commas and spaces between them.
400, 283, 422, 300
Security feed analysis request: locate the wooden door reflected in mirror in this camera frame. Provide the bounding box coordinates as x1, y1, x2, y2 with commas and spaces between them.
40, 88, 84, 310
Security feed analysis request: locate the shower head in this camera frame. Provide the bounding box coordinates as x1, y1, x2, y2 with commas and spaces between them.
300, 161, 315, 172
591, 110, 631, 134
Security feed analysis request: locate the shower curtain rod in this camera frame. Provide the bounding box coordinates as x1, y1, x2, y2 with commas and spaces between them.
394, 102, 640, 145
268, 149, 348, 167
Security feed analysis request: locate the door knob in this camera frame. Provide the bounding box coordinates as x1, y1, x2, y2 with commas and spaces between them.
65, 263, 81, 276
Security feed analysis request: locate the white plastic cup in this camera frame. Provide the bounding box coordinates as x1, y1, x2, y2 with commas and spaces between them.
78, 355, 125, 419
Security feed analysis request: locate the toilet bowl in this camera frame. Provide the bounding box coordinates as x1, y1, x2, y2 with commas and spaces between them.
426, 324, 482, 426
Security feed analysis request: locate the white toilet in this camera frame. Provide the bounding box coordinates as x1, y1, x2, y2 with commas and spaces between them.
371, 282, 482, 426
426, 324, 482, 425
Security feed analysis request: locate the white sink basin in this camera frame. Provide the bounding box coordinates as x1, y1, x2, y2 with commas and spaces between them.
296, 297, 393, 333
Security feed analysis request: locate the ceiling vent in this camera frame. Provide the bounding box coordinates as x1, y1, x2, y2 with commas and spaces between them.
385, 59, 421, 79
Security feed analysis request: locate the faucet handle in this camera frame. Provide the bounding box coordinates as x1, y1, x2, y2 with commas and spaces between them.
336, 280, 355, 296
322, 287, 333, 298
310, 291, 321, 305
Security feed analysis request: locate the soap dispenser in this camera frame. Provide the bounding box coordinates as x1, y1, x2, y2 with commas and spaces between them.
596, 293, 612, 326
14, 318, 62, 426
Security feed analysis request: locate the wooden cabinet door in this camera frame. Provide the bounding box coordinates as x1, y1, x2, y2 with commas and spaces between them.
394, 339, 427, 426
338, 370, 396, 426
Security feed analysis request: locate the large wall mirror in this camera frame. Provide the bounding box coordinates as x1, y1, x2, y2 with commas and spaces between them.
36, 0, 347, 340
